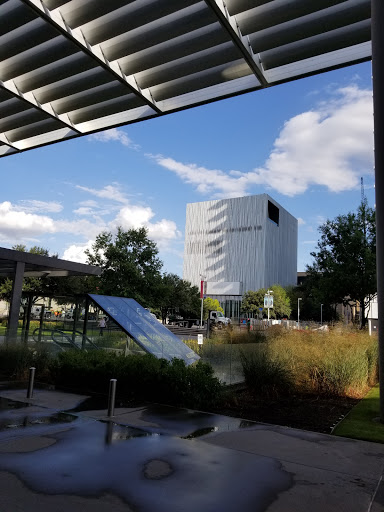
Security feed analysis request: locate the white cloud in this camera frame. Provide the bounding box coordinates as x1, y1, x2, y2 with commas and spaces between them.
297, 218, 306, 226
76, 184, 129, 204
55, 218, 106, 239
0, 201, 56, 239
62, 240, 95, 264
147, 219, 182, 248
153, 156, 248, 198
63, 206, 181, 263
111, 205, 181, 245
0, 196, 181, 259
70, 185, 182, 251
17, 200, 63, 213
244, 85, 374, 195
152, 85, 373, 197
316, 215, 326, 225
88, 128, 140, 150
78, 200, 99, 207
112, 205, 154, 229
73, 207, 95, 216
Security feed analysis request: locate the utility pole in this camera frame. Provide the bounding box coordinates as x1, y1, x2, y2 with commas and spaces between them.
298, 298, 302, 329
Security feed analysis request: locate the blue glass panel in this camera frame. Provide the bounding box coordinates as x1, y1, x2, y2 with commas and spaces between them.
89, 294, 199, 365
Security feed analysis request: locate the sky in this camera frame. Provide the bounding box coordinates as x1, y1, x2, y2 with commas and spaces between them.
0, 61, 375, 277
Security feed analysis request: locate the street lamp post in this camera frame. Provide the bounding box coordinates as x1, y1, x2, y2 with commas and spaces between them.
321, 304, 323, 326
298, 298, 302, 329
200, 275, 206, 328
266, 289, 273, 324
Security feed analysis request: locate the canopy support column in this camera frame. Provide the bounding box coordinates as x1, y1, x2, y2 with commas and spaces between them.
372, 0, 384, 421
7, 261, 25, 342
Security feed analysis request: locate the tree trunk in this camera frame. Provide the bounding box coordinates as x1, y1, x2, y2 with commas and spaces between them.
360, 299, 366, 328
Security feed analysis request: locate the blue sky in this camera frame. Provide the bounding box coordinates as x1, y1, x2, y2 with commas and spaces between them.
0, 61, 375, 276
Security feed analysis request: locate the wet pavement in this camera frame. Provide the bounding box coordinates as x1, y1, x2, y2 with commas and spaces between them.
0, 387, 383, 511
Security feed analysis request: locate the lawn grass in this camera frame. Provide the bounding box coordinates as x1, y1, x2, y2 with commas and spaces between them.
333, 385, 384, 443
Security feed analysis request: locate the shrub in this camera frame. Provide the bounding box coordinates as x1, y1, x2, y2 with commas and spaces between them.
309, 351, 369, 397
264, 324, 287, 341
50, 350, 223, 410
94, 331, 127, 349
269, 328, 378, 398
366, 342, 379, 387
221, 329, 266, 344
0, 343, 52, 380
239, 347, 294, 398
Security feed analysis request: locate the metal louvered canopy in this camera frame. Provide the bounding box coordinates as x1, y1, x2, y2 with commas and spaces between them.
0, 0, 372, 157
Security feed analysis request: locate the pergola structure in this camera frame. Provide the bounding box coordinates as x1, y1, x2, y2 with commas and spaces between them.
0, 1, 383, 418
0, 247, 101, 340
0, 0, 371, 156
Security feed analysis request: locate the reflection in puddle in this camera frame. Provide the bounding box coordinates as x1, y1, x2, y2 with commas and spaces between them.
181, 421, 256, 439
103, 421, 155, 445
0, 397, 29, 410
68, 395, 144, 413
0, 419, 293, 512
0, 412, 77, 431
182, 426, 219, 439
240, 420, 258, 429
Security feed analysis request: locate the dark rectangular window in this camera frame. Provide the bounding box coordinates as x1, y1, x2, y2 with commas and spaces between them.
268, 201, 279, 225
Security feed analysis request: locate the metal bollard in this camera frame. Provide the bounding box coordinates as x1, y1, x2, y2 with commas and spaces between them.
107, 379, 117, 417
27, 367, 36, 399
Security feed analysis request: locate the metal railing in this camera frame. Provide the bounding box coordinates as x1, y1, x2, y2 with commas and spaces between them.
32, 327, 99, 351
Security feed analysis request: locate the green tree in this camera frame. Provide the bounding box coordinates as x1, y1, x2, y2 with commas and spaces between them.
85, 227, 163, 307
241, 285, 291, 319
203, 297, 224, 320
157, 273, 200, 323
307, 200, 376, 327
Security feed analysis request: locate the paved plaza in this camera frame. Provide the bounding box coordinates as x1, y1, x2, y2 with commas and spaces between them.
0, 387, 383, 512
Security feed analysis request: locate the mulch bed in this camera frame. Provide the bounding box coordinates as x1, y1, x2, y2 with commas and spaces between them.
0, 378, 359, 434
209, 386, 359, 434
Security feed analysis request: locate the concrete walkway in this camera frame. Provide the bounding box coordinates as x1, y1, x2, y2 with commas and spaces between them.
0, 387, 383, 512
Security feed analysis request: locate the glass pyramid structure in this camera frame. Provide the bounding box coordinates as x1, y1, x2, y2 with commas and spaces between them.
89, 294, 199, 365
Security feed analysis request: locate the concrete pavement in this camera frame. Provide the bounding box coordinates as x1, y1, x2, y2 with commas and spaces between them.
0, 386, 383, 511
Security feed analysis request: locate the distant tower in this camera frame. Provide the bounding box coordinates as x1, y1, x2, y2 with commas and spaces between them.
183, 194, 298, 317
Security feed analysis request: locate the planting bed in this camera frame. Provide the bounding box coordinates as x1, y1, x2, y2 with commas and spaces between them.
209, 385, 359, 434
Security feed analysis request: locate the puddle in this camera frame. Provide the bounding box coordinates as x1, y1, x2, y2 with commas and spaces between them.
182, 426, 219, 439
67, 395, 145, 413
0, 411, 77, 431
0, 397, 29, 410
239, 420, 258, 429
103, 421, 155, 445
0, 420, 293, 512
0, 397, 29, 411
138, 404, 258, 437
181, 421, 256, 439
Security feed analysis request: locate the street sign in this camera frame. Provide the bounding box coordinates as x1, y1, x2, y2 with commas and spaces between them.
264, 296, 274, 308
198, 334, 204, 345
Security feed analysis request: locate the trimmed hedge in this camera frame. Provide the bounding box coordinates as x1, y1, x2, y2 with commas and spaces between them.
50, 350, 223, 410
0, 344, 51, 380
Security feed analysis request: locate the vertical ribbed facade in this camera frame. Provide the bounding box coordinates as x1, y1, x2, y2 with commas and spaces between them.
183, 194, 297, 293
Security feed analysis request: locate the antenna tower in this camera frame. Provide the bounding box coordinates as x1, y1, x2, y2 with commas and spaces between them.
361, 177, 366, 204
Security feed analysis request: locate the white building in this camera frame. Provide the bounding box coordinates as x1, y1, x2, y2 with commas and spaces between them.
183, 194, 297, 317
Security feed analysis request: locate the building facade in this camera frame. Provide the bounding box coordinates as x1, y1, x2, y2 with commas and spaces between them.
183, 194, 298, 317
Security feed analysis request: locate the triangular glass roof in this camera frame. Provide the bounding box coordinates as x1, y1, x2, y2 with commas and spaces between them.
88, 294, 200, 365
